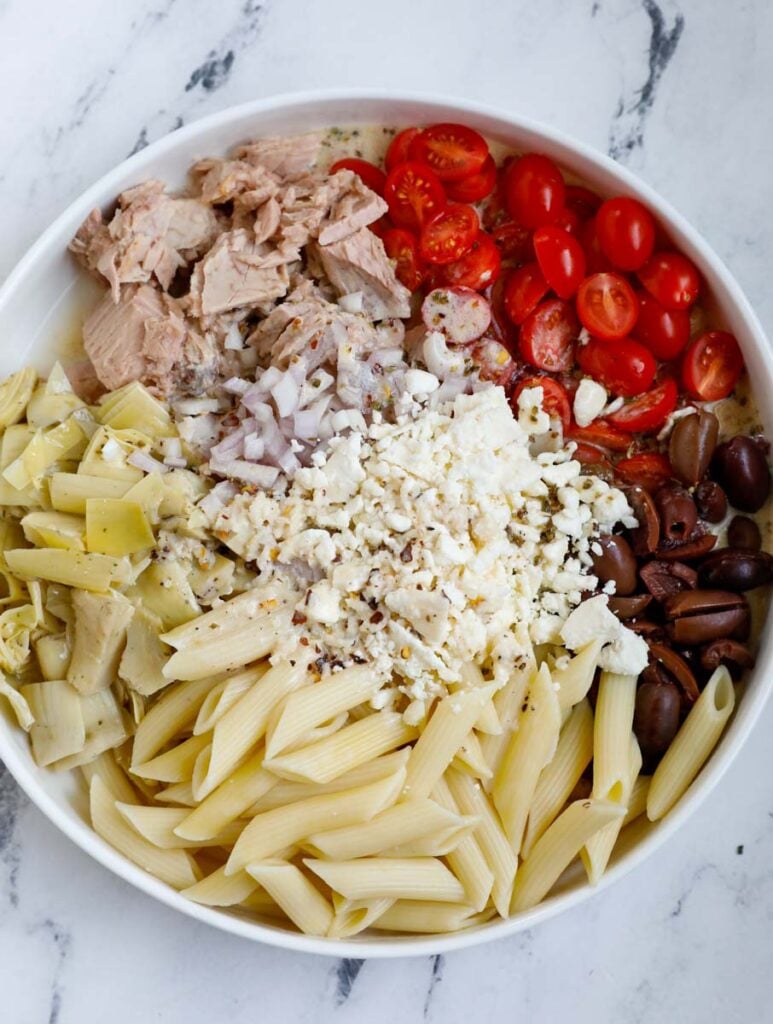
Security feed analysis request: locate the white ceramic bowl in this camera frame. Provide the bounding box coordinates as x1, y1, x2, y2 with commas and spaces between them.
1, 90, 771, 958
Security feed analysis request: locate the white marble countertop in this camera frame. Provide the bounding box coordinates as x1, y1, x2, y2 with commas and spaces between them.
1, 1, 773, 1021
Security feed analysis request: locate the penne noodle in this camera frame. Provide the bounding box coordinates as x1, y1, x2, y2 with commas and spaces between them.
582, 734, 642, 884
372, 901, 481, 934
265, 664, 380, 760
403, 687, 493, 801
131, 732, 211, 783
304, 857, 467, 903
115, 803, 244, 849
174, 754, 277, 841
591, 671, 638, 801
479, 651, 536, 785
154, 780, 197, 806
433, 775, 493, 912
328, 896, 396, 939
452, 729, 493, 782
492, 663, 560, 855
81, 750, 137, 805
131, 675, 217, 767
246, 862, 333, 937
456, 664, 501, 735
554, 640, 604, 712
622, 774, 651, 827
193, 664, 269, 735
163, 620, 281, 681
445, 767, 517, 919
521, 698, 594, 859
511, 798, 626, 913
265, 710, 415, 784
647, 667, 735, 821
225, 768, 406, 874
89, 776, 199, 890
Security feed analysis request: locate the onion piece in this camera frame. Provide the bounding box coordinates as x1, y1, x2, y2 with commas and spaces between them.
128, 450, 169, 474
224, 324, 244, 350
223, 377, 250, 395
243, 433, 265, 461
174, 397, 221, 415
271, 371, 301, 418
216, 460, 280, 487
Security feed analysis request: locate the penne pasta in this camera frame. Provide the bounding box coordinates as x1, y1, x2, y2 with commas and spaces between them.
371, 901, 482, 934
131, 674, 216, 767
246, 862, 333, 937
193, 664, 269, 736
174, 754, 277, 841
182, 866, 259, 907
81, 750, 137, 804
115, 803, 244, 849
265, 710, 415, 784
622, 774, 651, 827
452, 729, 493, 782
591, 671, 638, 801
163, 620, 282, 681
521, 698, 594, 859
328, 896, 396, 939
432, 775, 493, 912
582, 734, 642, 884
304, 857, 467, 903
554, 639, 603, 712
479, 650, 536, 785
492, 663, 560, 854
131, 732, 211, 783
511, 798, 626, 913
647, 667, 735, 821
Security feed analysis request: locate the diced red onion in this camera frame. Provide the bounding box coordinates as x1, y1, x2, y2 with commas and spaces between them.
224, 324, 244, 351
243, 433, 265, 461
174, 397, 221, 415
128, 450, 169, 474
271, 371, 301, 418
217, 459, 280, 486
223, 377, 250, 395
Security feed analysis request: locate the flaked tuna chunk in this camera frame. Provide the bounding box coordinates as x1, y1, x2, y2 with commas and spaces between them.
70, 182, 220, 301
187, 229, 291, 317
83, 284, 216, 395
190, 158, 280, 208
318, 171, 387, 245
247, 281, 380, 371
315, 228, 411, 319
235, 132, 323, 179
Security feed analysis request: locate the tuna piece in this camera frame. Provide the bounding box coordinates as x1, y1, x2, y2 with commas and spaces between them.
314, 228, 411, 319
318, 171, 387, 245
69, 182, 220, 300
187, 229, 292, 317
82, 284, 217, 395
235, 132, 324, 179
191, 158, 280, 208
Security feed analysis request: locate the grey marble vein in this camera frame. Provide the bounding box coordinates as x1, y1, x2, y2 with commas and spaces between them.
0, 759, 25, 908
332, 957, 364, 1005
423, 954, 444, 1018
608, 0, 685, 161
32, 918, 72, 1024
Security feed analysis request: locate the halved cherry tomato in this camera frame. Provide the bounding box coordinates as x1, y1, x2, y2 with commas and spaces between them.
385, 127, 420, 172
383, 227, 426, 291
580, 218, 608, 274
533, 226, 586, 299
566, 421, 631, 451
441, 231, 501, 291
519, 298, 578, 372
554, 206, 582, 236
614, 452, 674, 491
682, 331, 744, 400
503, 262, 549, 325
329, 157, 386, 196
445, 155, 497, 203
512, 376, 571, 432
486, 274, 519, 351
631, 292, 691, 361
491, 221, 532, 262
368, 215, 391, 240
505, 154, 566, 229
419, 204, 479, 265
595, 197, 656, 272
638, 251, 700, 310
564, 184, 602, 221
384, 161, 447, 230
409, 123, 489, 182
571, 441, 613, 472
576, 272, 639, 340
577, 336, 656, 397
471, 337, 515, 385
607, 378, 678, 432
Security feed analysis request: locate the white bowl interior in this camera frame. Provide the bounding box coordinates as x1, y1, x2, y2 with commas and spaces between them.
1, 91, 771, 957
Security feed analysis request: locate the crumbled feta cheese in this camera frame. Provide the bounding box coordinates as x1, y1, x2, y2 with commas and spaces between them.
560, 595, 648, 675
404, 369, 440, 396
517, 386, 551, 435
573, 378, 608, 427
306, 581, 343, 624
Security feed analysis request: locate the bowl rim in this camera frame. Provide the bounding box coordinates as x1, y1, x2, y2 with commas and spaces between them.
1, 86, 771, 958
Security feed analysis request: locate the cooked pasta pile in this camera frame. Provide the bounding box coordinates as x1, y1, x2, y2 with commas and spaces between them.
0, 363, 738, 937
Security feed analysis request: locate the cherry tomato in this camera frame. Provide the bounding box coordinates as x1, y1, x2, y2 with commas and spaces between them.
409, 123, 489, 182
491, 221, 532, 261
580, 218, 608, 274
445, 155, 497, 203
384, 161, 447, 230
577, 336, 656, 397
595, 197, 656, 272
383, 227, 426, 292
512, 376, 572, 432
607, 378, 678, 432
638, 251, 700, 310
533, 226, 586, 299
419, 204, 479, 265
505, 153, 566, 229
571, 441, 613, 472
519, 298, 578, 372
682, 331, 744, 401
471, 337, 515, 385
503, 262, 549, 326
631, 292, 691, 361
329, 157, 386, 196
486, 273, 519, 351
614, 452, 674, 491
385, 127, 420, 172
566, 421, 631, 451
368, 215, 391, 240
576, 272, 639, 341
565, 184, 602, 221
441, 231, 501, 291
554, 206, 582, 236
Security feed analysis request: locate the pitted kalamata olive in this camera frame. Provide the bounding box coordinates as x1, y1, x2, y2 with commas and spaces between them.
626, 485, 660, 555
608, 594, 653, 619
657, 532, 717, 561
648, 641, 700, 702
654, 483, 698, 541
633, 680, 682, 766
727, 515, 762, 551
700, 639, 754, 678
669, 410, 719, 486
592, 535, 637, 595
697, 548, 773, 591
640, 560, 697, 601
663, 589, 750, 644
694, 480, 727, 523
711, 436, 771, 512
